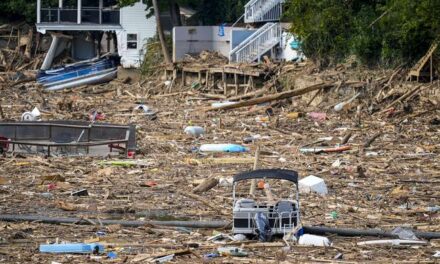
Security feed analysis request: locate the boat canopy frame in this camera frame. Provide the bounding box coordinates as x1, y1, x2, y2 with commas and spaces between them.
0, 121, 136, 157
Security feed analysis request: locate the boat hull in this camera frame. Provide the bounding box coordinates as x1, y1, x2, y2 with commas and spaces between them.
37, 58, 118, 91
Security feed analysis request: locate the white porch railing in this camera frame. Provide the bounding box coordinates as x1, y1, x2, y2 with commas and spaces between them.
244, 0, 285, 23
230, 23, 281, 63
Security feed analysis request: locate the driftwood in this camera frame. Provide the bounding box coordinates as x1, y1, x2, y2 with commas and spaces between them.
193, 177, 219, 194
205, 81, 363, 112
379, 85, 423, 114
177, 191, 226, 214
364, 132, 382, 148
341, 132, 352, 145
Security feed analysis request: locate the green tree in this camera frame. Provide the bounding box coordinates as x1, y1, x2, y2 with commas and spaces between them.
0, 0, 38, 23
286, 0, 440, 67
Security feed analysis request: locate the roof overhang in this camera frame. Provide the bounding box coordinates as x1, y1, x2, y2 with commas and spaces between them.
36, 23, 123, 34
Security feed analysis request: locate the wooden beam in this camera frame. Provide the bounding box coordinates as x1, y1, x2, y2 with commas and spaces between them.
205, 82, 360, 112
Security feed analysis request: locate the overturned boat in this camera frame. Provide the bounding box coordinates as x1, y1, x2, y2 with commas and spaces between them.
37, 57, 118, 91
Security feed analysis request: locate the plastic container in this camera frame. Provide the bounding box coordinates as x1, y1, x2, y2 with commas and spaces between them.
39, 243, 104, 254
184, 126, 205, 138
199, 144, 248, 153
298, 234, 331, 247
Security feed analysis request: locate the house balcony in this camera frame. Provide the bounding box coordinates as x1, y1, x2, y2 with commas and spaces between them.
36, 0, 122, 33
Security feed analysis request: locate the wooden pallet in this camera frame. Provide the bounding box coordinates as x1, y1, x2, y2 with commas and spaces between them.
408, 42, 438, 82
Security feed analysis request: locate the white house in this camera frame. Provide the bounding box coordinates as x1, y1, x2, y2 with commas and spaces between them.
36, 0, 156, 69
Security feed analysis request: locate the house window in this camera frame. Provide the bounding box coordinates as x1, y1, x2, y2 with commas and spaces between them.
127, 34, 138, 49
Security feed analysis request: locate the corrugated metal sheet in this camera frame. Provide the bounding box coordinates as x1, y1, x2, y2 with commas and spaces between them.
119, 1, 157, 68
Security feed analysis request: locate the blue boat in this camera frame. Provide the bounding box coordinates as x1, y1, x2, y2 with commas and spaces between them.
37, 57, 118, 91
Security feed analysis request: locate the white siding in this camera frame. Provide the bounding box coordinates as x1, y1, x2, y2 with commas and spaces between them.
118, 1, 157, 68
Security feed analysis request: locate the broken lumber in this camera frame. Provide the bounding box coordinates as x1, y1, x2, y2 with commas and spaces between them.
364, 132, 382, 148
378, 85, 422, 114
193, 177, 219, 194
206, 82, 363, 112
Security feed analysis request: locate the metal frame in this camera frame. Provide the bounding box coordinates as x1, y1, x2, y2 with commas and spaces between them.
232, 169, 301, 236
0, 121, 135, 157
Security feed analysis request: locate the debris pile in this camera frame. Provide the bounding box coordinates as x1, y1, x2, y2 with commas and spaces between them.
0, 52, 439, 263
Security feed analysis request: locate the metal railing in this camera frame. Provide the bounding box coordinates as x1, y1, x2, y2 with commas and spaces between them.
0, 121, 135, 157
39, 7, 120, 24
244, 0, 285, 23
230, 23, 281, 63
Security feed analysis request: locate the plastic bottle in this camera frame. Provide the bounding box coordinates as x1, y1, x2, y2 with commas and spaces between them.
184, 126, 205, 138
199, 144, 248, 153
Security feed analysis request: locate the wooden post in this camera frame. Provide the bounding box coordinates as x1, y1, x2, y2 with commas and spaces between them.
205, 71, 209, 87
182, 70, 186, 86
77, 0, 82, 24
234, 73, 239, 95
222, 70, 227, 95
430, 55, 433, 83
249, 145, 260, 196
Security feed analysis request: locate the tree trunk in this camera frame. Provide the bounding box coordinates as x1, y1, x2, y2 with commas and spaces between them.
152, 0, 171, 64
169, 0, 182, 26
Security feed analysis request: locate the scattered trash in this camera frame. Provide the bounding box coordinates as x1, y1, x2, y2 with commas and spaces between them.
307, 112, 327, 121
233, 234, 247, 241
298, 234, 331, 247
433, 251, 440, 258
204, 252, 220, 260
98, 160, 152, 168
135, 104, 157, 118
71, 189, 89, 197
299, 145, 351, 154
427, 206, 440, 212
39, 243, 104, 254
243, 134, 260, 143
357, 240, 427, 246
219, 177, 233, 187
155, 254, 175, 263
88, 109, 105, 121
140, 181, 157, 187
199, 144, 249, 153
331, 159, 341, 168
217, 247, 248, 257
40, 192, 54, 199
299, 175, 328, 195
286, 112, 303, 120
329, 211, 339, 220
21, 107, 41, 121
334, 93, 361, 112
391, 227, 419, 240
211, 101, 237, 108
107, 251, 118, 259
184, 126, 205, 138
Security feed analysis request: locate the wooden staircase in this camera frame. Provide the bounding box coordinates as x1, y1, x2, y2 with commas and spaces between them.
408, 42, 438, 82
